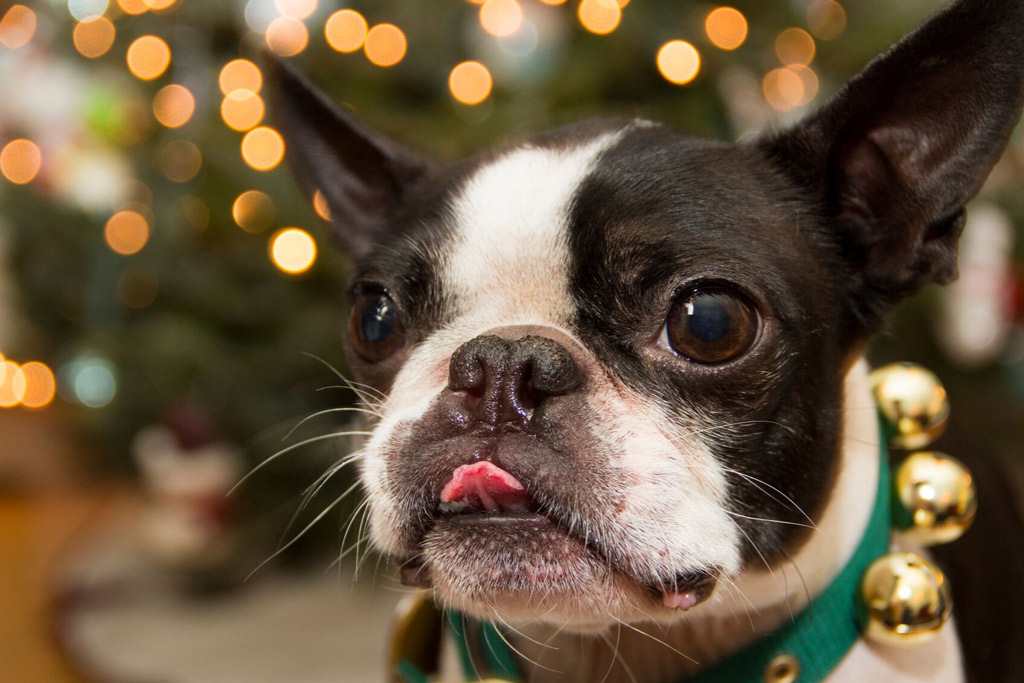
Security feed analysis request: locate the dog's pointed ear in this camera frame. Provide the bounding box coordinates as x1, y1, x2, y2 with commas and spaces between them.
264, 56, 436, 259
762, 0, 1024, 329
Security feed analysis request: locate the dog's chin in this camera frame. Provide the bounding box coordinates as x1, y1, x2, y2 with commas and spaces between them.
402, 513, 718, 629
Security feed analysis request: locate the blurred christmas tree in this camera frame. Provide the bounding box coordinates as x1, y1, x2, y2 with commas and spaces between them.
1, 0, 1022, 564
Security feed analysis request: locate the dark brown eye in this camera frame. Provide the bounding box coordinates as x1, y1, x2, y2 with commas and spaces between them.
348, 291, 406, 362
664, 287, 760, 363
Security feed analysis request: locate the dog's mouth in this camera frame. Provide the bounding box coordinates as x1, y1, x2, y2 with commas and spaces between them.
400, 459, 717, 618
437, 461, 537, 516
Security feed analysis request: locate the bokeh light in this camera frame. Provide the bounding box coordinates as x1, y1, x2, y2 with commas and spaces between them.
219, 59, 263, 95
116, 0, 149, 15
143, 0, 178, 11
480, 0, 522, 38
364, 23, 406, 67
232, 190, 275, 232
60, 356, 117, 408
0, 360, 24, 408
153, 84, 195, 128
1, 139, 42, 185
275, 0, 316, 20
265, 16, 308, 56
73, 16, 116, 58
704, 7, 747, 51
763, 66, 818, 111
178, 195, 210, 230
104, 210, 150, 255
116, 268, 160, 309
18, 362, 56, 409
312, 189, 331, 221
789, 64, 819, 104
578, 0, 621, 36
775, 27, 815, 65
158, 140, 202, 182
325, 9, 367, 53
270, 228, 317, 274
221, 89, 265, 131
126, 35, 172, 81
806, 0, 846, 41
68, 0, 108, 22
657, 40, 701, 85
538, 0, 567, 5
0, 5, 37, 50
241, 127, 285, 171
449, 61, 493, 105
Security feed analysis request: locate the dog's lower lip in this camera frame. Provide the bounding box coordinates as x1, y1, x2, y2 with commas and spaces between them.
444, 511, 546, 526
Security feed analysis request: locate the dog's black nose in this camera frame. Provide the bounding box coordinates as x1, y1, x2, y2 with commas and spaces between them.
448, 335, 581, 425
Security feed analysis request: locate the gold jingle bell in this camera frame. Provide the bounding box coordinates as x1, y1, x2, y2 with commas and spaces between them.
870, 363, 950, 450
858, 552, 952, 647
893, 452, 977, 546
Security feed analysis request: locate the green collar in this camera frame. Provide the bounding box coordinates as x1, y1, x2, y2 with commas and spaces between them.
394, 437, 891, 683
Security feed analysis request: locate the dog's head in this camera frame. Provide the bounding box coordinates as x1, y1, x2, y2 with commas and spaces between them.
269, 0, 1023, 629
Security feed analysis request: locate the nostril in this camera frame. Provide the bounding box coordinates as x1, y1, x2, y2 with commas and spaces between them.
517, 336, 580, 397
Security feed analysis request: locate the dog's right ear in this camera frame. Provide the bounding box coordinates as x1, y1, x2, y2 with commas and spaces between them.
761, 0, 1024, 335
265, 56, 435, 259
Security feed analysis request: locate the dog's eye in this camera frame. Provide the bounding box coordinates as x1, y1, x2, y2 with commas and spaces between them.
664, 287, 760, 363
349, 292, 405, 361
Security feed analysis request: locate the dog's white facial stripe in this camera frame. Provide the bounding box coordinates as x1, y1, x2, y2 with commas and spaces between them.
442, 134, 625, 329
364, 132, 629, 555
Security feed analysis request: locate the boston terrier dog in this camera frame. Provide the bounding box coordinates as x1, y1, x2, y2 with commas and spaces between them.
267, 0, 1024, 680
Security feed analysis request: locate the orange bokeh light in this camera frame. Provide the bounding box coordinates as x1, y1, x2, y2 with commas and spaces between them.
104, 210, 150, 255
269, 228, 317, 274
312, 189, 331, 221
232, 190, 275, 233
1, 139, 42, 185
221, 90, 265, 131
0, 361, 24, 408
775, 27, 816, 65
241, 127, 285, 171
0, 5, 36, 50
127, 35, 172, 81
364, 23, 407, 67
219, 59, 262, 95
763, 66, 819, 111
73, 16, 115, 58
704, 7, 747, 51
807, 0, 846, 41
480, 0, 523, 38
143, 0, 178, 10
18, 362, 56, 409
657, 40, 701, 85
153, 84, 195, 128
448, 61, 493, 106
117, 0, 150, 16
325, 9, 368, 53
265, 16, 309, 57
578, 0, 621, 35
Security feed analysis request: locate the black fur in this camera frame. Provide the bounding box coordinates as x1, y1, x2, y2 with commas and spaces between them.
268, 0, 1024, 678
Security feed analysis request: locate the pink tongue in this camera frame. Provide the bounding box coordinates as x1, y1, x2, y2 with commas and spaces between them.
662, 590, 699, 611
440, 461, 532, 513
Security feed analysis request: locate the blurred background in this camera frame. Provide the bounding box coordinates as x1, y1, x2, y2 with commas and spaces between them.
1, 0, 1022, 681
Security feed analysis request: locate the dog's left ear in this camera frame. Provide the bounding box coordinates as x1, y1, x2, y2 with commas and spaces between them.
762, 0, 1024, 331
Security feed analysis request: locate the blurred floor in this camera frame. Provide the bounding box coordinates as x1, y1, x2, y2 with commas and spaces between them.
0, 410, 399, 683
0, 408, 103, 683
